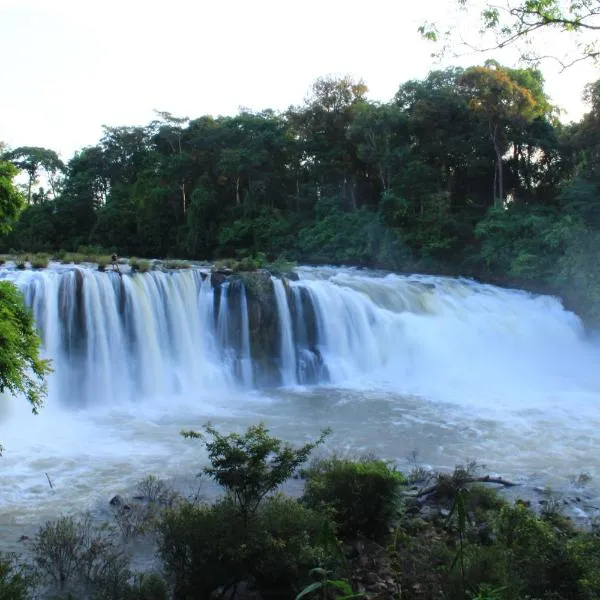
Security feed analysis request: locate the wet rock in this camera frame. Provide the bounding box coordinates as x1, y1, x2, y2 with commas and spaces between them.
109, 494, 131, 510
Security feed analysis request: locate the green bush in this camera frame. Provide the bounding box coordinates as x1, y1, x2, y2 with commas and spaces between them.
162, 260, 191, 270
129, 258, 152, 273
302, 456, 406, 540
181, 422, 329, 523
158, 496, 336, 600
30, 253, 50, 269
0, 553, 30, 600
31, 515, 132, 596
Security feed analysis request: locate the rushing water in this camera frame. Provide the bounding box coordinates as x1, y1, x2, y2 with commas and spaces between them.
1, 263, 600, 534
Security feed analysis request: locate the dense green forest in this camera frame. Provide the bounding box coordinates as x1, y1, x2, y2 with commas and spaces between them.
2, 62, 600, 319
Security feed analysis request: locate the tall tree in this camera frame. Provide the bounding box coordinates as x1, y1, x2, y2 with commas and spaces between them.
457, 63, 545, 205
0, 165, 51, 438
2, 146, 65, 204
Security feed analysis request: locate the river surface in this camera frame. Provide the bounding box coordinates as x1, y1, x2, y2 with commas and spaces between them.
1, 264, 600, 542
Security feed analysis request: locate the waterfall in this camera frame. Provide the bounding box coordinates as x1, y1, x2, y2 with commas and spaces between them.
1, 263, 598, 410
272, 277, 297, 386
239, 286, 254, 387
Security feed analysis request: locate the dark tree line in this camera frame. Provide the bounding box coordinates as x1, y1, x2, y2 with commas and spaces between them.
2, 62, 600, 318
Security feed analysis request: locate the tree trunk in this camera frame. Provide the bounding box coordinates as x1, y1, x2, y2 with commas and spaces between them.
491, 122, 503, 207
180, 181, 187, 214
235, 177, 241, 207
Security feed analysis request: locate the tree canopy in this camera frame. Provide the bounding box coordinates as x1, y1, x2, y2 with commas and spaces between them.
0, 162, 51, 438
2, 65, 600, 320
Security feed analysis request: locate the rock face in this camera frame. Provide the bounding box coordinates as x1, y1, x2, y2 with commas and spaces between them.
208, 267, 327, 387
210, 269, 281, 386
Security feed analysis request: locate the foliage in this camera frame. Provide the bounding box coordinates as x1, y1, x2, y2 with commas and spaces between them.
0, 161, 25, 235
30, 253, 50, 269
158, 495, 335, 599
302, 455, 406, 540
420, 0, 600, 68
1, 69, 600, 323
129, 258, 152, 273
31, 516, 130, 593
296, 568, 364, 600
181, 422, 330, 521
112, 476, 181, 539
0, 553, 30, 600
0, 281, 52, 418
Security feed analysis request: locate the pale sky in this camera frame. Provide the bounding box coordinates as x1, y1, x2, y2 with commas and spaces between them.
1, 0, 598, 161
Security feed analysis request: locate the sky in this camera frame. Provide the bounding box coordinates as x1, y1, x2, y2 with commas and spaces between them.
1, 0, 598, 161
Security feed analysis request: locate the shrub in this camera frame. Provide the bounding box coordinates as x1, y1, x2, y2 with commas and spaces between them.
31, 515, 131, 595
158, 496, 336, 600
112, 476, 181, 539
302, 456, 406, 540
162, 260, 190, 270
16, 257, 27, 269
129, 258, 152, 273
0, 553, 30, 600
30, 253, 50, 269
181, 422, 330, 522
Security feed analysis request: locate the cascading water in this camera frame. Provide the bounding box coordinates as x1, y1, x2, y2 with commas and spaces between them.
272, 277, 297, 386
2, 262, 600, 532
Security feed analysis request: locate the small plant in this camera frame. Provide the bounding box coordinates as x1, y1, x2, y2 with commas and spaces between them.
129, 258, 152, 273
113, 476, 181, 539
31, 515, 130, 593
16, 257, 27, 269
302, 455, 406, 540
182, 422, 330, 522
569, 472, 592, 488
296, 568, 364, 600
163, 260, 191, 270
407, 449, 431, 484
30, 253, 50, 269
0, 553, 31, 600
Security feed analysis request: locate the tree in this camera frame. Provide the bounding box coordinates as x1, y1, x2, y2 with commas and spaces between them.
0, 161, 24, 235
181, 422, 330, 523
0, 165, 51, 451
457, 63, 545, 204
420, 0, 600, 68
2, 147, 65, 204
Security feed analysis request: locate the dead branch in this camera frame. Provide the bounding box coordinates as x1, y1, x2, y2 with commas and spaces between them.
416, 475, 518, 498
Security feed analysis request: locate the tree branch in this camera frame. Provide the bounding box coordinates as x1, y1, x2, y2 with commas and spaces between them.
416, 475, 518, 498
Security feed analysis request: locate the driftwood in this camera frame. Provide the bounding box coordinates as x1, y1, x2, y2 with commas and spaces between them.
416, 475, 518, 498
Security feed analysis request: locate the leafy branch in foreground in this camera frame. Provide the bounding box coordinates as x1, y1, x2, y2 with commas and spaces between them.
182, 422, 331, 520
0, 282, 52, 417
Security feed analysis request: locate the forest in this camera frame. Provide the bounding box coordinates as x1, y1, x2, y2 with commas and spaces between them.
2, 61, 600, 321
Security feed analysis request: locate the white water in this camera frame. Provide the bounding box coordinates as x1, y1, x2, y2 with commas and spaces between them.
2, 263, 600, 535
272, 277, 297, 385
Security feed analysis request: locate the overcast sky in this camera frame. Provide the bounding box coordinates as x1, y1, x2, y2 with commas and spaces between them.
1, 0, 598, 161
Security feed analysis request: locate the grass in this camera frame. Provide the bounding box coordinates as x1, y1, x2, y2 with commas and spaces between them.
163, 260, 191, 270
129, 257, 152, 273
30, 253, 51, 269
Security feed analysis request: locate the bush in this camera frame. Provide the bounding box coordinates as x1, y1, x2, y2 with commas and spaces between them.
302, 456, 406, 540
30, 253, 50, 269
158, 496, 337, 600
16, 257, 27, 269
112, 476, 181, 539
181, 422, 329, 523
0, 553, 30, 600
129, 258, 152, 273
162, 260, 191, 270
31, 515, 132, 595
